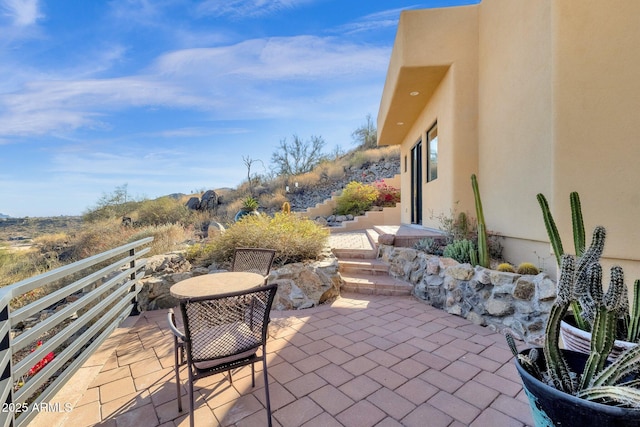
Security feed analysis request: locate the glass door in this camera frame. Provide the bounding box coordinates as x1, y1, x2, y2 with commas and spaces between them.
411, 140, 423, 224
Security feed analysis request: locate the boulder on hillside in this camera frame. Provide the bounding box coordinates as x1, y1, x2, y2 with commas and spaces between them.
185, 190, 220, 212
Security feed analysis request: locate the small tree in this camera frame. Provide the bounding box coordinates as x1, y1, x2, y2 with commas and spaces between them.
271, 134, 326, 175
83, 183, 137, 222
351, 114, 377, 149
242, 155, 264, 197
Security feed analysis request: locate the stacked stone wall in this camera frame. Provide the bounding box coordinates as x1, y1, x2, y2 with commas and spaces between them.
379, 245, 556, 345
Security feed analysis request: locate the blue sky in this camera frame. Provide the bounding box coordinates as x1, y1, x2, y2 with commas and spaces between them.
0, 0, 477, 217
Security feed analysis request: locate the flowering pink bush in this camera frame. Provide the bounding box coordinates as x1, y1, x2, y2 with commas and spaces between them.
334, 180, 401, 215
372, 181, 400, 207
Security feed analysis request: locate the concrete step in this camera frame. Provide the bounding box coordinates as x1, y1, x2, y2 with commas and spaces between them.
338, 258, 389, 276
340, 273, 413, 296
330, 229, 379, 260
332, 247, 378, 259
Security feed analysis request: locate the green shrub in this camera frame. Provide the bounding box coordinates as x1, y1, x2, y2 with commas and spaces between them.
443, 239, 476, 264
202, 212, 329, 267
414, 238, 444, 256
334, 181, 378, 216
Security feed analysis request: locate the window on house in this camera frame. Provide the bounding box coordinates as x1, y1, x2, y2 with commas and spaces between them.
427, 123, 438, 182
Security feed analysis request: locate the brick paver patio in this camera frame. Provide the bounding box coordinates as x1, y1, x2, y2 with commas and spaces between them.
32, 292, 534, 427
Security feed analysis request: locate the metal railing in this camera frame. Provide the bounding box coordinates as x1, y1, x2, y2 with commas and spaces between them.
0, 237, 153, 427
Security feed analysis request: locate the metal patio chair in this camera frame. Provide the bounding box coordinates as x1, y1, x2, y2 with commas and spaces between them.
167, 283, 278, 427
231, 247, 276, 279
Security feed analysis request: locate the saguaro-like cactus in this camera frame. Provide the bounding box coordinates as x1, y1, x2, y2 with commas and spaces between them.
537, 193, 564, 266
544, 254, 577, 394
537, 191, 590, 330
580, 265, 626, 389
509, 225, 640, 408
471, 174, 489, 268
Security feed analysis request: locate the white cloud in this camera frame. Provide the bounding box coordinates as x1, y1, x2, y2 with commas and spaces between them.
196, 0, 314, 19
336, 7, 414, 35
0, 34, 390, 137
155, 35, 389, 80
1, 0, 42, 26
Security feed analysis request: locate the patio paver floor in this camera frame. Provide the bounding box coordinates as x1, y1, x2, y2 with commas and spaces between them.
32, 293, 534, 427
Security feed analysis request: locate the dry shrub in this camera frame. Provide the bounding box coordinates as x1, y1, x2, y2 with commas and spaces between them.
128, 223, 192, 256
32, 233, 72, 254
71, 220, 138, 259
323, 161, 346, 180
1, 247, 49, 288
258, 191, 288, 211
290, 169, 322, 190
217, 198, 245, 222
202, 212, 328, 267
348, 146, 400, 168
375, 145, 401, 160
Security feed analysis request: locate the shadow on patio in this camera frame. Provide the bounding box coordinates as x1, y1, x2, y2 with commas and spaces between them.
31, 292, 534, 427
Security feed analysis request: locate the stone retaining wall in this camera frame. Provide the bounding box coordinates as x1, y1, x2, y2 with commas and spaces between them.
379, 245, 557, 345
137, 253, 340, 312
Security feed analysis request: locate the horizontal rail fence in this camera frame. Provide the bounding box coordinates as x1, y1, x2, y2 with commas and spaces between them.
0, 237, 153, 427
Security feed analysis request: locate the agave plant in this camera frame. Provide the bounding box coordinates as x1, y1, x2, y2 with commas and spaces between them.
507, 227, 640, 407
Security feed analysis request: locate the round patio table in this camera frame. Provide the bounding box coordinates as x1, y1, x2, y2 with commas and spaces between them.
169, 272, 265, 299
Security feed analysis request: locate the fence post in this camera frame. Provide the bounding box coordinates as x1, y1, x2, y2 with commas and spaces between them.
129, 248, 140, 316
1, 299, 15, 427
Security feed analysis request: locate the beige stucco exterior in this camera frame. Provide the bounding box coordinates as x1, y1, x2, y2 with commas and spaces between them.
378, 0, 640, 279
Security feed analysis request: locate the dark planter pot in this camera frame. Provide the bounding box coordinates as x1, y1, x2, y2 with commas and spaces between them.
234, 209, 259, 222
560, 314, 636, 361
516, 348, 640, 426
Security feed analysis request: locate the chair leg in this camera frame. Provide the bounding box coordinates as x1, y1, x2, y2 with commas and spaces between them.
262, 357, 272, 427
251, 362, 255, 387
174, 339, 182, 412
228, 369, 233, 384
188, 370, 195, 427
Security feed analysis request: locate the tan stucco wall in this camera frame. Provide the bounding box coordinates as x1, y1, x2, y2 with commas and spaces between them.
552, 0, 640, 280
382, 7, 479, 228
477, 0, 553, 244
379, 0, 640, 278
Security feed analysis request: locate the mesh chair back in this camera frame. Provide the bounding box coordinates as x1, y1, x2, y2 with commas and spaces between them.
231, 248, 276, 276
180, 284, 277, 364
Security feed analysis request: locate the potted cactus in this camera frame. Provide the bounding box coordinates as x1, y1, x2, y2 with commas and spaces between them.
508, 227, 640, 426
537, 192, 640, 358
234, 196, 260, 222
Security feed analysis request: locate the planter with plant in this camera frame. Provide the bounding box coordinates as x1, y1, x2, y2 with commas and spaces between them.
537, 192, 639, 358
507, 230, 640, 425
234, 196, 260, 222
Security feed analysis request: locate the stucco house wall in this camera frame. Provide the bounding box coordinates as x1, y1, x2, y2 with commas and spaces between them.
378, 0, 640, 279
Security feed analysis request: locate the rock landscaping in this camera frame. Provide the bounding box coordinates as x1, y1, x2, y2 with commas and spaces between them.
379, 245, 555, 345
137, 252, 341, 312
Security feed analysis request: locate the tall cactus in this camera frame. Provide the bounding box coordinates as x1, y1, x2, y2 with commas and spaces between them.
570, 192, 586, 257
537, 192, 591, 330
627, 280, 640, 342
579, 265, 625, 389
543, 254, 577, 394
471, 174, 489, 268
509, 225, 640, 408
537, 193, 564, 266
